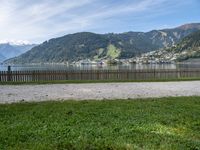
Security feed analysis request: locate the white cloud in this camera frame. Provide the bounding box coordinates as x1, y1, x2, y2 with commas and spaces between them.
0, 0, 95, 43
38, 0, 169, 37
0, 0, 197, 43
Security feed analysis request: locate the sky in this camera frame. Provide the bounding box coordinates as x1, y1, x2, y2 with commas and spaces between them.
0, 0, 200, 44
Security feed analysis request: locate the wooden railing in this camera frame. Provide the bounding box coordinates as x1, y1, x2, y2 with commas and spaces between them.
1, 69, 200, 82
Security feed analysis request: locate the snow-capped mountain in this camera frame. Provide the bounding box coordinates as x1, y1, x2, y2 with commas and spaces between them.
0, 41, 37, 62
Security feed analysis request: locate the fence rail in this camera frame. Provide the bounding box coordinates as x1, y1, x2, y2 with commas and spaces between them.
1, 69, 200, 82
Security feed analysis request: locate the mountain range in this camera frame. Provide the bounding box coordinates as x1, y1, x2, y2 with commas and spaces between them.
0, 43, 36, 62
4, 23, 200, 64
0, 53, 6, 62
136, 30, 200, 63
165, 30, 200, 61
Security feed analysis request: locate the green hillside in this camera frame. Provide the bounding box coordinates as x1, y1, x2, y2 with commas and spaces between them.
5, 23, 200, 64
167, 31, 200, 61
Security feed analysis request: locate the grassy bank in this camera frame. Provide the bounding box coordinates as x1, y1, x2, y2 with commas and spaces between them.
1, 77, 200, 85
0, 97, 200, 149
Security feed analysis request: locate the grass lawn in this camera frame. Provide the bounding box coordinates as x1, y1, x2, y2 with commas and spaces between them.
0, 97, 200, 150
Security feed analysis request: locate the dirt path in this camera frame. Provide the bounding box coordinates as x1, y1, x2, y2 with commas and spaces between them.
1, 81, 200, 103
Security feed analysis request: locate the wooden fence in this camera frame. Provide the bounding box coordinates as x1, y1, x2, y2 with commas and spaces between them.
1, 69, 200, 82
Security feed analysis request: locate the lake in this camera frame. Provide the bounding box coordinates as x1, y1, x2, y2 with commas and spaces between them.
1, 63, 200, 71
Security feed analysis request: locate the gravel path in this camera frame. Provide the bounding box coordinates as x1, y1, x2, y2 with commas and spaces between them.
1, 81, 200, 104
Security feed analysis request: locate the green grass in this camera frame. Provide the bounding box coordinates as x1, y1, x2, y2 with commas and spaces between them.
0, 97, 200, 149
106, 44, 121, 59
1, 77, 200, 85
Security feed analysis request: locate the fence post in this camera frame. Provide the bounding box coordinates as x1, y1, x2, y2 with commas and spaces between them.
7, 66, 12, 81
126, 71, 129, 80
65, 71, 68, 80
177, 69, 180, 79
97, 70, 99, 80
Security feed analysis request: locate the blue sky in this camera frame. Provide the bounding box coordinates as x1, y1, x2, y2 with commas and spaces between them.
0, 0, 199, 44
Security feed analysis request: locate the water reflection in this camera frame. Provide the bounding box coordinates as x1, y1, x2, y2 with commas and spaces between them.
0, 63, 200, 71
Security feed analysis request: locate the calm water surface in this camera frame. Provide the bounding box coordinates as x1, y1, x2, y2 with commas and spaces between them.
0, 63, 200, 71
